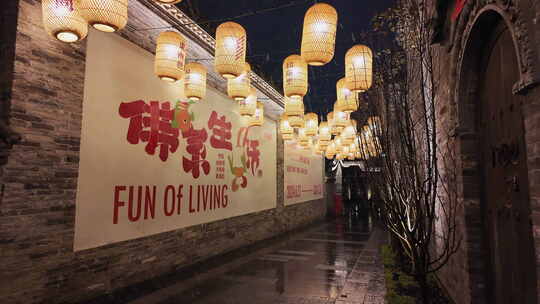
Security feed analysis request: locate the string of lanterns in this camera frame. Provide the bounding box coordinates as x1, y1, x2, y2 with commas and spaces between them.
41, 1, 375, 144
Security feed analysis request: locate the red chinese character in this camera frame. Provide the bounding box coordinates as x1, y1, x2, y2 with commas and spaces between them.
208, 111, 232, 151
181, 127, 210, 178
119, 100, 179, 162
246, 139, 260, 176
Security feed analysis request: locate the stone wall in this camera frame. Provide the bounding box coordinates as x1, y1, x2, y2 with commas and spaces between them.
425, 0, 540, 303
0, 1, 326, 303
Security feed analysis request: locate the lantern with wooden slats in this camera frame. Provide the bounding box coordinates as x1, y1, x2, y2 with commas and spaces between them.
298, 128, 310, 147
304, 113, 318, 137
76, 0, 128, 32
283, 55, 308, 99
342, 119, 357, 144
284, 97, 304, 118
280, 114, 294, 138
325, 141, 336, 159
215, 22, 247, 79
327, 111, 342, 136
248, 102, 264, 127
345, 45, 373, 92
155, 31, 187, 83
318, 121, 331, 144
42, 0, 88, 43
288, 115, 305, 129
332, 102, 349, 128
334, 137, 343, 153
227, 63, 251, 101
184, 62, 207, 101
336, 77, 359, 113
239, 88, 257, 117
301, 3, 338, 66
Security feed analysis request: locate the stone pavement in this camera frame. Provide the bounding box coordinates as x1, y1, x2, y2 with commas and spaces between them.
126, 216, 388, 304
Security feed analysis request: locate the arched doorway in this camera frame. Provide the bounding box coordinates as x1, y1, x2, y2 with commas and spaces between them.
477, 18, 537, 304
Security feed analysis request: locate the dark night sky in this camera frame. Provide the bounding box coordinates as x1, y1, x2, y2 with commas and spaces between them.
175, 0, 395, 116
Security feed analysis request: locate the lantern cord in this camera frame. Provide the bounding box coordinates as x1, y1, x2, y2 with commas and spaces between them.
131, 0, 313, 32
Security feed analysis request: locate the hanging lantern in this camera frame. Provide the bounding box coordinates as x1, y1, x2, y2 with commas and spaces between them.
153, 0, 183, 3
336, 153, 345, 160
336, 78, 359, 113
283, 55, 308, 99
345, 45, 373, 92
347, 153, 355, 161
318, 121, 331, 143
301, 3, 338, 66
304, 113, 318, 137
325, 141, 336, 159
42, 0, 88, 43
342, 119, 357, 143
249, 102, 264, 127
334, 137, 343, 153
298, 128, 310, 146
280, 114, 294, 137
333, 102, 349, 128
282, 133, 295, 141
284, 97, 304, 118
289, 114, 305, 129
239, 88, 257, 117
215, 22, 247, 79
184, 62, 207, 101
155, 31, 187, 83
227, 63, 251, 101
327, 111, 343, 136
76, 0, 128, 33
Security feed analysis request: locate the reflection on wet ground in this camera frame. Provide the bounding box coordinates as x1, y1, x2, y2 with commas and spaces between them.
132, 215, 385, 304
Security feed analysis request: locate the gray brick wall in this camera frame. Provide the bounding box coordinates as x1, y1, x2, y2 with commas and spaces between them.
0, 1, 326, 303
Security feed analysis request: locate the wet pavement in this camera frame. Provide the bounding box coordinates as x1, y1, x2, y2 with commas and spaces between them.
129, 216, 387, 304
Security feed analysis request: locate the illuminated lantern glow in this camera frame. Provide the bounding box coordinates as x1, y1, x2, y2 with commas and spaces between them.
325, 141, 336, 159
334, 137, 343, 153
42, 0, 88, 43
298, 128, 310, 146
332, 102, 349, 128
304, 113, 318, 137
342, 119, 357, 144
345, 45, 373, 92
336, 78, 359, 113
76, 0, 128, 33
347, 153, 355, 160
184, 62, 207, 101
318, 121, 331, 143
155, 31, 187, 83
355, 151, 362, 160
327, 111, 343, 136
282, 133, 295, 141
284, 97, 304, 118
215, 22, 247, 79
283, 55, 308, 99
248, 102, 264, 127
239, 88, 257, 117
227, 63, 251, 101
301, 3, 338, 66
153, 0, 183, 3
280, 114, 294, 137
336, 153, 345, 160
288, 114, 305, 129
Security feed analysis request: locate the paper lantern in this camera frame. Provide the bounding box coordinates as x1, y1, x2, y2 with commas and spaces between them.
318, 121, 331, 143
304, 113, 318, 137
289, 114, 305, 129
327, 111, 342, 136
283, 55, 308, 99
334, 137, 343, 153
239, 88, 257, 117
332, 103, 349, 128
345, 45, 373, 92
282, 133, 295, 141
284, 97, 304, 118
342, 119, 357, 143
249, 102, 264, 127
325, 141, 336, 159
155, 31, 187, 83
280, 114, 294, 137
153, 0, 182, 3
184, 62, 207, 101
42, 0, 88, 43
336, 78, 359, 113
76, 0, 128, 32
298, 128, 310, 146
301, 3, 338, 66
227, 63, 251, 101
347, 153, 355, 161
336, 153, 345, 160
215, 22, 247, 79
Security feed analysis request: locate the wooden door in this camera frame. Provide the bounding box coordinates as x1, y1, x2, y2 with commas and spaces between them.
478, 23, 537, 304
